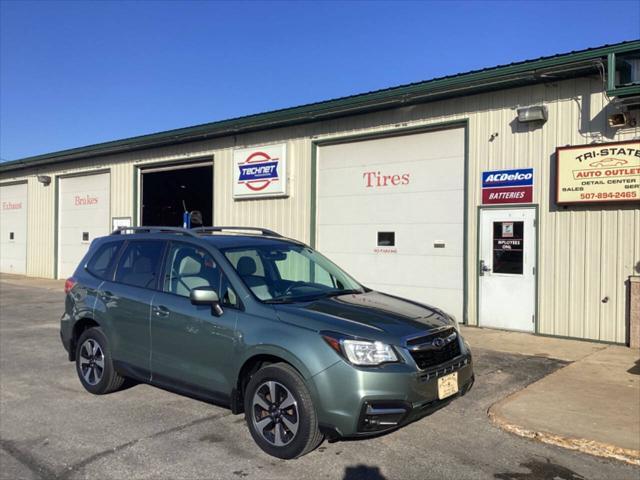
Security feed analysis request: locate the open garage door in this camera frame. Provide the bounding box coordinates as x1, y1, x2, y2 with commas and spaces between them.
140, 162, 213, 227
316, 127, 466, 321
0, 182, 28, 274
58, 172, 110, 279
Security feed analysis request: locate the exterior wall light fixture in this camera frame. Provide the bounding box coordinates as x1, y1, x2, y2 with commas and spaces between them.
37, 175, 52, 186
517, 105, 548, 123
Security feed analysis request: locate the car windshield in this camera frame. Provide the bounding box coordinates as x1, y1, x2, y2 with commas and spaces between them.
221, 243, 365, 303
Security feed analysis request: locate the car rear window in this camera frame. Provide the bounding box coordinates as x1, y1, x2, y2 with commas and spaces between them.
86, 241, 121, 280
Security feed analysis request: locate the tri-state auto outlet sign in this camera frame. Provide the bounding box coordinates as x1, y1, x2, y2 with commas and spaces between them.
556, 140, 640, 204
482, 168, 533, 204
233, 144, 287, 199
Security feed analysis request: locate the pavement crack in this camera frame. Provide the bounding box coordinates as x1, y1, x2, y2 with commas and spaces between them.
59, 411, 232, 479
0, 438, 59, 480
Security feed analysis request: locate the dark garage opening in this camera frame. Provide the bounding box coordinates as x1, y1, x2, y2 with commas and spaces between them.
141, 164, 213, 227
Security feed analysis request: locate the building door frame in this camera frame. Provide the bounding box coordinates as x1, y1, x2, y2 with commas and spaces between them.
134, 157, 215, 227
476, 204, 539, 332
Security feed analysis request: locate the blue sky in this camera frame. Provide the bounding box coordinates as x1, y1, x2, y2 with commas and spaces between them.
1, 0, 639, 161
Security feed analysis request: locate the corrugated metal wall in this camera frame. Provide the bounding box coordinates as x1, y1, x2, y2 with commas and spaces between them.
1, 76, 638, 343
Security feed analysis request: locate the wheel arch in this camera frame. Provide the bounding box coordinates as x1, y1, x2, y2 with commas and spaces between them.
69, 317, 101, 361
232, 346, 315, 414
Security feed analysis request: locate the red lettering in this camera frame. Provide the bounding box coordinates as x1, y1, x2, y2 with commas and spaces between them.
74, 195, 99, 206
362, 171, 411, 188
362, 171, 376, 188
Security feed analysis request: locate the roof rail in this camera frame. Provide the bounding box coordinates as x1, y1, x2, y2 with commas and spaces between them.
110, 226, 199, 238
191, 226, 283, 237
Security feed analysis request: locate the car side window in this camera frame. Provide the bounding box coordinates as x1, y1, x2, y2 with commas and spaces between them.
162, 243, 239, 308
114, 241, 165, 289
86, 241, 121, 280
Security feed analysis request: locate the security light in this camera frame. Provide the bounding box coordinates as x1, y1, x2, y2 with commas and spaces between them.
37, 175, 51, 186
517, 106, 547, 123
607, 112, 629, 128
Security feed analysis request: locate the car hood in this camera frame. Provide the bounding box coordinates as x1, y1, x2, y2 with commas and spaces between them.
273, 290, 454, 342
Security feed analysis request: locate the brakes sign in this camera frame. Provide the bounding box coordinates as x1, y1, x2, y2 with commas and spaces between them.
233, 144, 287, 199
482, 168, 533, 204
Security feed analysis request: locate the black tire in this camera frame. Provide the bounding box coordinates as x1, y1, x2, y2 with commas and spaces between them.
244, 362, 323, 459
75, 327, 124, 395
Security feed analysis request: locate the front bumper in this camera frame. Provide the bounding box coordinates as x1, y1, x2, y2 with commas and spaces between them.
311, 350, 474, 438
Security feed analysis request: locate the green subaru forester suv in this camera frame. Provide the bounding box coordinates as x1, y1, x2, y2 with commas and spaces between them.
60, 227, 474, 459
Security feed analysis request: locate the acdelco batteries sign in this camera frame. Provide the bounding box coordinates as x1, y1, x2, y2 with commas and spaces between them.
233, 144, 287, 199
556, 140, 639, 204
482, 168, 533, 204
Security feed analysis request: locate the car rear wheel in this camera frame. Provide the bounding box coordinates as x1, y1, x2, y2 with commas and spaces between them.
244, 363, 323, 459
75, 327, 124, 394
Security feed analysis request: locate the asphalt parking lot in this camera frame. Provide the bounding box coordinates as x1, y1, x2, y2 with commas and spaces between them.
1, 280, 638, 480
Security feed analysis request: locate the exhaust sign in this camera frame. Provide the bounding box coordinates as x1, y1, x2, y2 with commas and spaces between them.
556, 140, 639, 204
233, 144, 287, 199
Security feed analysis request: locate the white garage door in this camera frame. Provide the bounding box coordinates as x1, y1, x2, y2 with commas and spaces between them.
317, 128, 465, 321
58, 172, 110, 279
0, 182, 28, 274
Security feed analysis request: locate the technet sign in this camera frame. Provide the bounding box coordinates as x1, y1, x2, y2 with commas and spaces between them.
482, 168, 533, 204
233, 144, 287, 199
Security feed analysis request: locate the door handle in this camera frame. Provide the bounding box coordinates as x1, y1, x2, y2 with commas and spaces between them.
153, 305, 170, 318
101, 291, 115, 300
479, 260, 491, 276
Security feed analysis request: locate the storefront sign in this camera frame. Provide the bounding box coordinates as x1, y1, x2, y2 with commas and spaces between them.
233, 144, 287, 199
482, 168, 533, 204
556, 140, 640, 204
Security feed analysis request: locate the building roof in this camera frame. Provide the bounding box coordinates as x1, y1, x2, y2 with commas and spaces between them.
2, 40, 639, 173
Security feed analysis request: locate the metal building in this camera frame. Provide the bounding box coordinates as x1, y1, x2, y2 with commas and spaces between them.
1, 41, 639, 344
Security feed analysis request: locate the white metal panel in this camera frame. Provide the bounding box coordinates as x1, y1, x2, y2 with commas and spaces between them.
58, 172, 110, 279
0, 183, 28, 274
317, 128, 465, 321
479, 207, 536, 331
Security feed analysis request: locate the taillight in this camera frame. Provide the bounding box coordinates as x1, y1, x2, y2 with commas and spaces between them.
64, 278, 76, 294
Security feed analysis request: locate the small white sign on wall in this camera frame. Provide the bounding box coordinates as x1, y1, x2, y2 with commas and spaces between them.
233, 144, 288, 199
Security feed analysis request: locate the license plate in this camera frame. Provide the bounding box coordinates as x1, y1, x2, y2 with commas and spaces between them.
437, 372, 459, 400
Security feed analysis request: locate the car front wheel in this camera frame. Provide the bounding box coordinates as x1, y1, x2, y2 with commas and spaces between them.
244, 362, 323, 459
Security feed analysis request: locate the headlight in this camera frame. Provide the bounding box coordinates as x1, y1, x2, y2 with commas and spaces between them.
322, 333, 399, 366
342, 340, 398, 365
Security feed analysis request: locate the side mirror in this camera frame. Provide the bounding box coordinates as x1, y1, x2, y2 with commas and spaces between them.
190, 287, 223, 316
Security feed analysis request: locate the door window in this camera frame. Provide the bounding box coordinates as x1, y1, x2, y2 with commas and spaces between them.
114, 241, 165, 289
492, 221, 524, 274
163, 242, 239, 307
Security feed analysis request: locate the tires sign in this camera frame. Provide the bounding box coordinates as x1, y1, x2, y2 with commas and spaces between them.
482, 168, 533, 204
233, 144, 287, 199
556, 140, 639, 204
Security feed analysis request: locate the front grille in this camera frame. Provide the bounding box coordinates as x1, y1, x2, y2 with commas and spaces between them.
406, 327, 455, 346
408, 330, 461, 370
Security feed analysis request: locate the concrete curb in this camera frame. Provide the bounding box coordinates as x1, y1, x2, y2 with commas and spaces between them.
488, 398, 640, 466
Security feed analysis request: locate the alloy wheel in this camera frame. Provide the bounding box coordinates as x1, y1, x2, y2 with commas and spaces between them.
251, 380, 299, 447
79, 338, 105, 386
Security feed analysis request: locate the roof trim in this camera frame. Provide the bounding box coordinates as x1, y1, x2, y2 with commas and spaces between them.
2, 40, 639, 173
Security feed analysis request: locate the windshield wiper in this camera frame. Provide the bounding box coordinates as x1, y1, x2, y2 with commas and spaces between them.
317, 289, 363, 299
